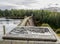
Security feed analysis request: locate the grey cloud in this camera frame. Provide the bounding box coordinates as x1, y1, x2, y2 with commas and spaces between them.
16, 0, 37, 5
0, 0, 37, 6
0, 6, 16, 10
0, 0, 39, 10
0, 0, 37, 4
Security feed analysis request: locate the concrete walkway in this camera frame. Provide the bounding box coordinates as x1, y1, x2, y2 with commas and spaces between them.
18, 16, 34, 26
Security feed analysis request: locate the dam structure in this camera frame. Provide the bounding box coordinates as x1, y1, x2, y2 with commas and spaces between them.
1, 16, 60, 44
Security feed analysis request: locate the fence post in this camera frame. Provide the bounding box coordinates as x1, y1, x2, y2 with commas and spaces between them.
3, 25, 6, 35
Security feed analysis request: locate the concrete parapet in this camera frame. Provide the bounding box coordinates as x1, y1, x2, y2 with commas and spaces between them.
0, 40, 60, 44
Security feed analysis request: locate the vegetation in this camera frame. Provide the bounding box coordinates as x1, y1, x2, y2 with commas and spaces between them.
40, 23, 60, 37
0, 9, 60, 30
40, 23, 50, 27
57, 34, 60, 37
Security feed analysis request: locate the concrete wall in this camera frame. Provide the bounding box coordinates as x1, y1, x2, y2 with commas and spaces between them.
0, 40, 60, 44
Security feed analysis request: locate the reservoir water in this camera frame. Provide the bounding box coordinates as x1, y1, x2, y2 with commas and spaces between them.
0, 18, 22, 40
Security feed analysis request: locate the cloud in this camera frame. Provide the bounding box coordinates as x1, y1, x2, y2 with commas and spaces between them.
0, 0, 60, 10
0, 2, 21, 6
15, 0, 37, 5
0, 2, 27, 10
0, 6, 15, 10
0, 0, 39, 10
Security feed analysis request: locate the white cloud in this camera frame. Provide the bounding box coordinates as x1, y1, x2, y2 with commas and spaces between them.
0, 0, 60, 10
0, 2, 21, 6
0, 2, 27, 9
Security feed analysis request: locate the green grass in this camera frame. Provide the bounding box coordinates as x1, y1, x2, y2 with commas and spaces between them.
39, 23, 60, 37
40, 23, 50, 27
56, 28, 60, 37
57, 34, 60, 37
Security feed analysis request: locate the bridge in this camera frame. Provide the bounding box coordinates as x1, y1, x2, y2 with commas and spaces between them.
1, 16, 60, 44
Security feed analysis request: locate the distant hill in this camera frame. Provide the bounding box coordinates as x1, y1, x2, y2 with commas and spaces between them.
43, 7, 60, 12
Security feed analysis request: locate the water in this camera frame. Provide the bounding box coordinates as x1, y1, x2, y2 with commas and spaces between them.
0, 18, 22, 40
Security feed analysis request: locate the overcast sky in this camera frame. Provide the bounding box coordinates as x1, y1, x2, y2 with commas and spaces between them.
0, 0, 60, 10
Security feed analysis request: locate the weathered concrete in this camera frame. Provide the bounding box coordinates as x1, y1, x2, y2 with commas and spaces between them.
2, 27, 60, 43
0, 40, 60, 44
0, 40, 11, 44
0, 40, 27, 44
18, 16, 34, 26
